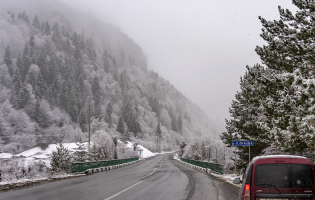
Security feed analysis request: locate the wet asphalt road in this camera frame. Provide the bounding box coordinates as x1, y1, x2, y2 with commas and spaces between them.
0, 154, 239, 200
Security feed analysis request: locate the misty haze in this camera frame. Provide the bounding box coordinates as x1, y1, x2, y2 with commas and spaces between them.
0, 0, 315, 200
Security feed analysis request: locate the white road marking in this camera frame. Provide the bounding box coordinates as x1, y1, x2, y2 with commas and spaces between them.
104, 180, 143, 200
148, 167, 157, 176
104, 167, 157, 200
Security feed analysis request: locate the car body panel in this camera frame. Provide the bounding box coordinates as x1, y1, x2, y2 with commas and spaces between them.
238, 155, 315, 200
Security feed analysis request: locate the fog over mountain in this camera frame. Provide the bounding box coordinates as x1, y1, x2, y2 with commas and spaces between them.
59, 0, 297, 123
0, 0, 222, 154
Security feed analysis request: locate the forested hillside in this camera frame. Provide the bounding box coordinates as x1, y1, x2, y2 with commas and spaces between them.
0, 0, 216, 155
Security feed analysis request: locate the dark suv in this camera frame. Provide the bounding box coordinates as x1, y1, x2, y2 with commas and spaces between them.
236, 155, 315, 200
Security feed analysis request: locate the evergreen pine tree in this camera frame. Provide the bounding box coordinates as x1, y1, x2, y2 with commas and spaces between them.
73, 138, 87, 162
89, 144, 99, 161
4, 45, 13, 76
16, 52, 22, 70
34, 72, 47, 100
113, 137, 118, 159
102, 50, 110, 73
122, 97, 141, 136
119, 72, 127, 94
44, 22, 51, 35
33, 99, 42, 126
91, 77, 101, 118
36, 50, 47, 76
184, 111, 191, 122
221, 65, 275, 169
156, 122, 162, 153
50, 143, 71, 173
29, 36, 36, 64
60, 82, 69, 111
11, 68, 22, 108
21, 43, 30, 82
106, 102, 113, 128
249, 0, 315, 154
32, 15, 40, 29
21, 11, 30, 23
68, 89, 78, 122
52, 23, 62, 50
148, 96, 160, 116
79, 109, 88, 132
116, 116, 125, 135
171, 116, 178, 132
18, 84, 30, 109
0, 63, 11, 87
177, 115, 183, 133
201, 140, 206, 160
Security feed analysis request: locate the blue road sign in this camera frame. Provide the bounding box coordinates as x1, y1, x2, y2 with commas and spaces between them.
232, 141, 253, 146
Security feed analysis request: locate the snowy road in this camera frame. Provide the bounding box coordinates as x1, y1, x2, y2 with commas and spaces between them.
0, 154, 239, 200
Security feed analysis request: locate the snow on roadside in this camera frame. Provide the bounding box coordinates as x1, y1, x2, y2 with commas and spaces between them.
0, 173, 85, 188
174, 154, 241, 188
156, 151, 176, 155
125, 141, 156, 159
210, 173, 242, 188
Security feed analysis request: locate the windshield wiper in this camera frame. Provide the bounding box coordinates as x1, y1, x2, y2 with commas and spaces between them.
256, 183, 282, 194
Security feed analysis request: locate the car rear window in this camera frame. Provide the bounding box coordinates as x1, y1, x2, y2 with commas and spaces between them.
292, 164, 314, 188
255, 164, 314, 188
255, 164, 291, 188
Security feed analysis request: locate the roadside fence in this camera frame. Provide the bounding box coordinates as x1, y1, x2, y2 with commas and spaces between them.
180, 158, 223, 174
71, 157, 139, 173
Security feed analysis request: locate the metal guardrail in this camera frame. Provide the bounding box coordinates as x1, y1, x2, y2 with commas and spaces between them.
71, 157, 139, 173
181, 158, 223, 174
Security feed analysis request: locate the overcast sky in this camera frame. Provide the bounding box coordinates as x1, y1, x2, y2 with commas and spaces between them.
62, 0, 297, 122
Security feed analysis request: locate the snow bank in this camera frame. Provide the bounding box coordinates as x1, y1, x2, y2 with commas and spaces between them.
174, 154, 241, 188
210, 173, 241, 187
125, 141, 156, 159
0, 142, 89, 163
0, 153, 13, 159
16, 147, 43, 157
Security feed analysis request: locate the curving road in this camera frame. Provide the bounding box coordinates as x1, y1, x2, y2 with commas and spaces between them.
0, 154, 239, 200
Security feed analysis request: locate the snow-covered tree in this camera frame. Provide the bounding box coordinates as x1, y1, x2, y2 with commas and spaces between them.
222, 0, 315, 167
116, 116, 125, 135
32, 15, 41, 29
221, 65, 273, 169
0, 64, 11, 88
91, 130, 114, 160
156, 122, 162, 152
50, 143, 71, 173
106, 102, 113, 128
73, 138, 87, 162
4, 45, 13, 76
178, 141, 187, 158
89, 144, 99, 161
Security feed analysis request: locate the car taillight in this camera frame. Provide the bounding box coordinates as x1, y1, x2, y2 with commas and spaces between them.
243, 184, 250, 200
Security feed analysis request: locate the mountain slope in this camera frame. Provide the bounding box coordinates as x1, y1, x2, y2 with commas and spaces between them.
0, 0, 216, 154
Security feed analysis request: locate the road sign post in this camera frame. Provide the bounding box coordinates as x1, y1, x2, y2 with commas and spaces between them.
232, 141, 254, 174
